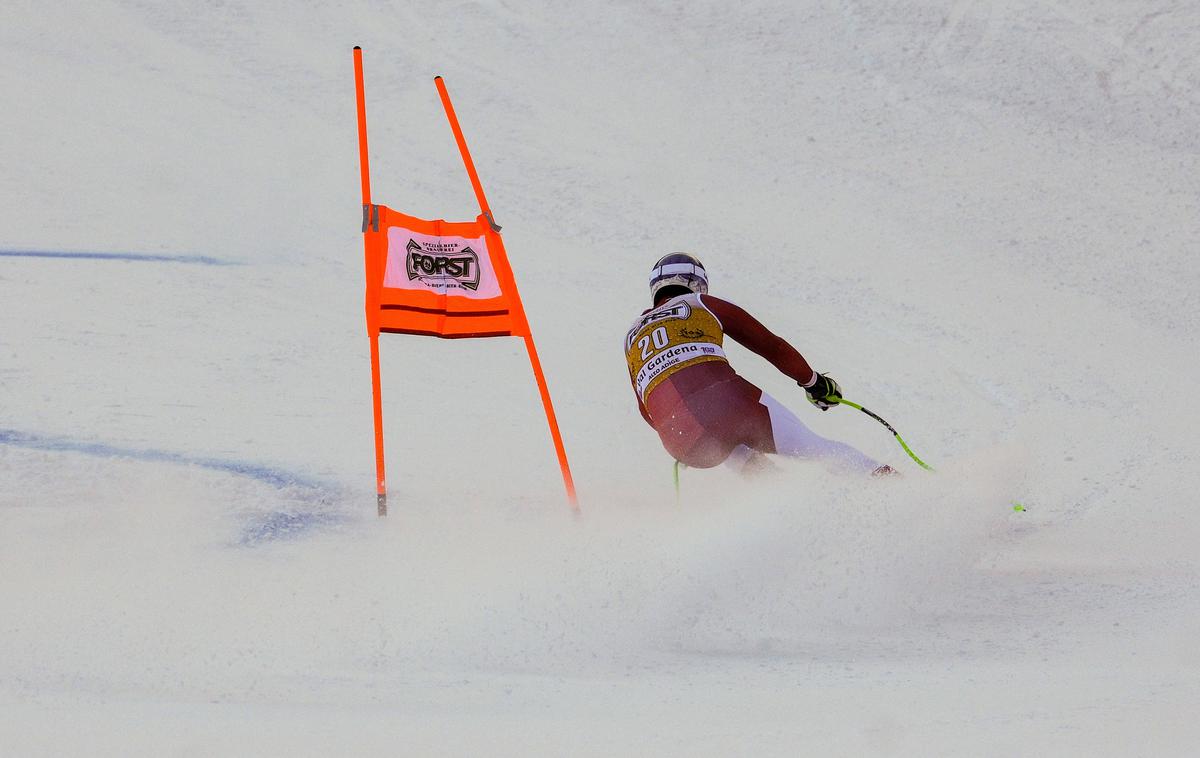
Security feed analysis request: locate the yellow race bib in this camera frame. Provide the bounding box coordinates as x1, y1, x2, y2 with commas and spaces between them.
624, 293, 727, 401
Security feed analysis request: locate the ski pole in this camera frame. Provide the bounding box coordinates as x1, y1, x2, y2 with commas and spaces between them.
832, 397, 1025, 511
831, 397, 935, 470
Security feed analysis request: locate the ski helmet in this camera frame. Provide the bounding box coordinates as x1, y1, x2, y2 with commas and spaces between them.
649, 253, 708, 301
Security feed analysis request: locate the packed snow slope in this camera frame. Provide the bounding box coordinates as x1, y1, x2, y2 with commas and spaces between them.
2, 1, 1198, 755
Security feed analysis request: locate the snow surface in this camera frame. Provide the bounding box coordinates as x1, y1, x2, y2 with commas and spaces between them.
2, 1, 1199, 755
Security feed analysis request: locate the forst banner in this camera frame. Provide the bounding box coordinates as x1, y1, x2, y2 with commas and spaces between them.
362, 205, 529, 340
385, 227, 495, 297
353, 48, 577, 514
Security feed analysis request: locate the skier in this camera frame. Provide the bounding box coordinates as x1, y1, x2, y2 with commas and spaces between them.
624, 253, 894, 476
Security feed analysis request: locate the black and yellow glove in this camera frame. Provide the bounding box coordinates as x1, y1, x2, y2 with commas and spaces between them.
802, 373, 842, 411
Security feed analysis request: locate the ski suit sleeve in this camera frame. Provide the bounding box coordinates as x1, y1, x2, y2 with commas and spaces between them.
634, 390, 653, 425
700, 294, 818, 386
633, 379, 652, 426
626, 338, 654, 426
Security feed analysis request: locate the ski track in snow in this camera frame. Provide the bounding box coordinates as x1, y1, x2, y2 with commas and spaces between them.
0, 249, 237, 266
0, 428, 347, 546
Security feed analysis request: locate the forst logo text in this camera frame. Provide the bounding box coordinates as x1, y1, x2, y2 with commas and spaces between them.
405, 239, 482, 291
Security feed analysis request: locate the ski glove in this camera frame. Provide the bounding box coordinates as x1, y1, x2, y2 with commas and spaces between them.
803, 373, 842, 411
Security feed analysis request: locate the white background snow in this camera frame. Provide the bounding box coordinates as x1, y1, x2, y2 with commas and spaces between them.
2, 0, 1198, 755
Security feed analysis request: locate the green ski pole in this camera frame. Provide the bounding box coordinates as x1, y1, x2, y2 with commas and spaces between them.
830, 397, 935, 471
831, 397, 1025, 512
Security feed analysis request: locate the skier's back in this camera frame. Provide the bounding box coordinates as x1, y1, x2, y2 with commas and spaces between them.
624, 253, 892, 474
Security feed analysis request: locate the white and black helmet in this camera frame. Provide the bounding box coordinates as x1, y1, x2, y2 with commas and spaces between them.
649, 253, 708, 301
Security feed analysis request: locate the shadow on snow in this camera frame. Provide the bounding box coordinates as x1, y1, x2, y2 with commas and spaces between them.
0, 249, 238, 265
0, 428, 348, 546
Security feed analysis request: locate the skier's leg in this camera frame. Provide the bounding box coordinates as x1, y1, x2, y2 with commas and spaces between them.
656, 409, 737, 469
723, 444, 775, 476
757, 391, 880, 473
659, 377, 767, 469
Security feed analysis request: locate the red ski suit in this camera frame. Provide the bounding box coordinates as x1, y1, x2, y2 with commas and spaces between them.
626, 293, 818, 468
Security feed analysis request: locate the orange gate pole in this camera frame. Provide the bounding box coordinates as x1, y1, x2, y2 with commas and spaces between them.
433, 76, 579, 511
520, 333, 578, 508
354, 47, 389, 517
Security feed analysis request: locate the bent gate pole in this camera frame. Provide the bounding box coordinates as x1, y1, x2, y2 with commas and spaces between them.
353, 47, 389, 517
433, 76, 579, 512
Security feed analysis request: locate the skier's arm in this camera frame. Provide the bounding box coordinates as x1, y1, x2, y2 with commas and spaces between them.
630, 377, 653, 424
636, 393, 653, 424
700, 294, 818, 386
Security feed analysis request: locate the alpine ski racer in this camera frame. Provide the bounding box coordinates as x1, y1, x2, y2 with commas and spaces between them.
624, 253, 895, 476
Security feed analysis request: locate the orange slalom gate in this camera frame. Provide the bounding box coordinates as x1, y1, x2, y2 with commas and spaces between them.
353, 47, 578, 516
